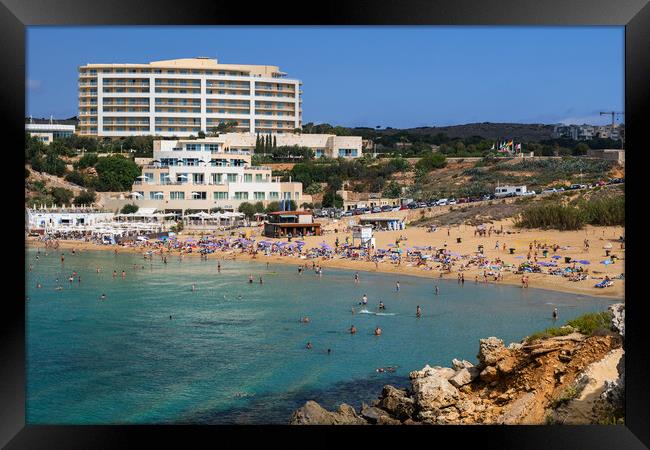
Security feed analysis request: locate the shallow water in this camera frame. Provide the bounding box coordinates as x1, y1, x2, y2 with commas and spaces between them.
25, 248, 616, 424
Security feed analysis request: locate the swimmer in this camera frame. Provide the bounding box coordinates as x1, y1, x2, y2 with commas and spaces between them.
354, 272, 359, 283
327, 348, 331, 355
96, 267, 100, 273
169, 315, 172, 320
435, 285, 439, 295
113, 270, 117, 278
100, 293, 107, 300
248, 274, 253, 284
376, 367, 385, 373
301, 317, 310, 323
55, 286, 64, 291
374, 327, 382, 336
351, 307, 355, 314
217, 262, 221, 272
362, 294, 368, 305
191, 284, 196, 292
552, 308, 559, 320
378, 301, 385, 310
36, 283, 42, 288
121, 270, 126, 279
68, 276, 74, 283
416, 305, 422, 318
350, 325, 357, 334
259, 276, 263, 285
306, 342, 312, 350
395, 281, 400, 292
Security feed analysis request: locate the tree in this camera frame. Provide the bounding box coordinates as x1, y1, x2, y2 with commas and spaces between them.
254, 201, 266, 214
42, 151, 67, 176
305, 183, 323, 195
73, 189, 97, 205
74, 153, 99, 169
573, 142, 590, 156
322, 190, 343, 208
49, 187, 74, 206
265, 201, 280, 213
382, 180, 402, 198
120, 204, 139, 214
94, 154, 141, 191
197, 130, 206, 139
238, 202, 257, 219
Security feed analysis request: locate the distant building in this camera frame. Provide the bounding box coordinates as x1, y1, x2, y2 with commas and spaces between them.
26, 206, 113, 233
25, 118, 76, 145
77, 57, 302, 137
552, 124, 621, 141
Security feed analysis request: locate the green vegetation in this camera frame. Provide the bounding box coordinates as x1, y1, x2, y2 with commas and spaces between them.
238, 202, 257, 219
73, 189, 97, 206
50, 187, 74, 206
527, 311, 613, 343
94, 155, 142, 191
382, 180, 402, 198
74, 153, 99, 169
550, 385, 583, 409
305, 183, 323, 195
516, 196, 624, 230
120, 204, 139, 214
415, 153, 447, 171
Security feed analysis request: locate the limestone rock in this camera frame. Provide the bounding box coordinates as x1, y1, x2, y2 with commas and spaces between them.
290, 400, 367, 425
496, 355, 517, 375
449, 367, 480, 388
477, 337, 507, 367
378, 385, 415, 420
451, 358, 474, 370
410, 367, 460, 412
377, 415, 402, 425
497, 392, 536, 424
480, 366, 499, 383
409, 364, 455, 380
360, 404, 389, 424
609, 303, 624, 338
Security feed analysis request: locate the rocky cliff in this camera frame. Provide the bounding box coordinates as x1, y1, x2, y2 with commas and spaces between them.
290, 304, 624, 425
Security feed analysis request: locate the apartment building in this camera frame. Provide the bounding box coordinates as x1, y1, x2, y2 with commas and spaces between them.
25, 118, 76, 145
552, 124, 621, 141
128, 137, 308, 213
78, 57, 302, 137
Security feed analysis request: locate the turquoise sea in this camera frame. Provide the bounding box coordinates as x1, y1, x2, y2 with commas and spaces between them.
25, 248, 616, 424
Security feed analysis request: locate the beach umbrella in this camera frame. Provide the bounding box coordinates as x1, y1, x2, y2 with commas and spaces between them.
603, 243, 613, 249
577, 260, 591, 265
600, 260, 613, 265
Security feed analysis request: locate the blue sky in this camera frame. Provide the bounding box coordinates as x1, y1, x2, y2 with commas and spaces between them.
26, 26, 624, 128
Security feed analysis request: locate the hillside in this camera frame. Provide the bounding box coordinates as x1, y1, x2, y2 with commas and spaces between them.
364, 122, 556, 142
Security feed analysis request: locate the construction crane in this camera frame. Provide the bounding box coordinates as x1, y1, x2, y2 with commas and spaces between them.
599, 111, 624, 149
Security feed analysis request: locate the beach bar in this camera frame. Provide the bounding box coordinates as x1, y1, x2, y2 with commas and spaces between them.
263, 211, 322, 238
359, 217, 405, 231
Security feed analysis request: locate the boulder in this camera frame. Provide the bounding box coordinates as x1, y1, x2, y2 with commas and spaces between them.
378, 385, 415, 420
377, 415, 402, 425
449, 367, 480, 388
360, 404, 389, 424
290, 400, 367, 425
456, 399, 476, 416
410, 367, 460, 412
409, 364, 455, 380
451, 358, 474, 370
479, 366, 499, 383
477, 337, 508, 367
496, 355, 517, 375
609, 303, 624, 338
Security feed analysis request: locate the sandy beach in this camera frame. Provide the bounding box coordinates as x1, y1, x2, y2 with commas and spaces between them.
27, 218, 624, 300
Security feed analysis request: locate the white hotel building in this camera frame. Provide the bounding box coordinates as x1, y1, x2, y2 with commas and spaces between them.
126, 137, 309, 214
78, 57, 302, 137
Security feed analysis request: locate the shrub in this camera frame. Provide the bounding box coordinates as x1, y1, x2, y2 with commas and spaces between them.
415, 153, 447, 171
238, 202, 257, 219
566, 311, 612, 336
516, 204, 585, 230
74, 153, 99, 169
305, 183, 323, 195
120, 204, 139, 214
582, 197, 624, 226
49, 187, 74, 206
73, 189, 97, 206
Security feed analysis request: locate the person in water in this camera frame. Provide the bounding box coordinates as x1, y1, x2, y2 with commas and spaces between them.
100, 293, 106, 300
435, 285, 440, 295
378, 301, 385, 310
350, 325, 357, 334
301, 317, 310, 323
552, 308, 559, 320
259, 276, 263, 284
327, 348, 331, 355
395, 281, 400, 292
306, 342, 312, 350
416, 305, 422, 318
374, 327, 382, 336
191, 284, 196, 291
361, 294, 368, 305
354, 272, 359, 283
248, 274, 253, 284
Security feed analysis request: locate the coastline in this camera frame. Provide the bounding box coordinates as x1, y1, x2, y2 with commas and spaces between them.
26, 229, 624, 300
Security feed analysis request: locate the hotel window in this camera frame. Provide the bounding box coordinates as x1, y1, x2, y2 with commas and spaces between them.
270, 192, 279, 199
205, 144, 219, 152
295, 192, 300, 199
283, 192, 291, 200
255, 174, 263, 182
244, 174, 253, 183
193, 174, 204, 184
254, 192, 265, 200
149, 191, 164, 200
160, 173, 171, 184
234, 192, 249, 200
213, 192, 228, 200
227, 174, 238, 183
185, 143, 200, 152
170, 191, 185, 200
211, 174, 222, 184
191, 191, 207, 200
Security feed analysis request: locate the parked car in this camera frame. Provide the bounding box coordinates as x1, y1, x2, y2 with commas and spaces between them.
399, 204, 409, 210
381, 205, 393, 212
457, 198, 469, 204
417, 202, 428, 208
541, 188, 557, 194
522, 190, 536, 196
371, 206, 382, 213
392, 206, 402, 212
436, 199, 449, 206
448, 199, 457, 205
341, 211, 353, 217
